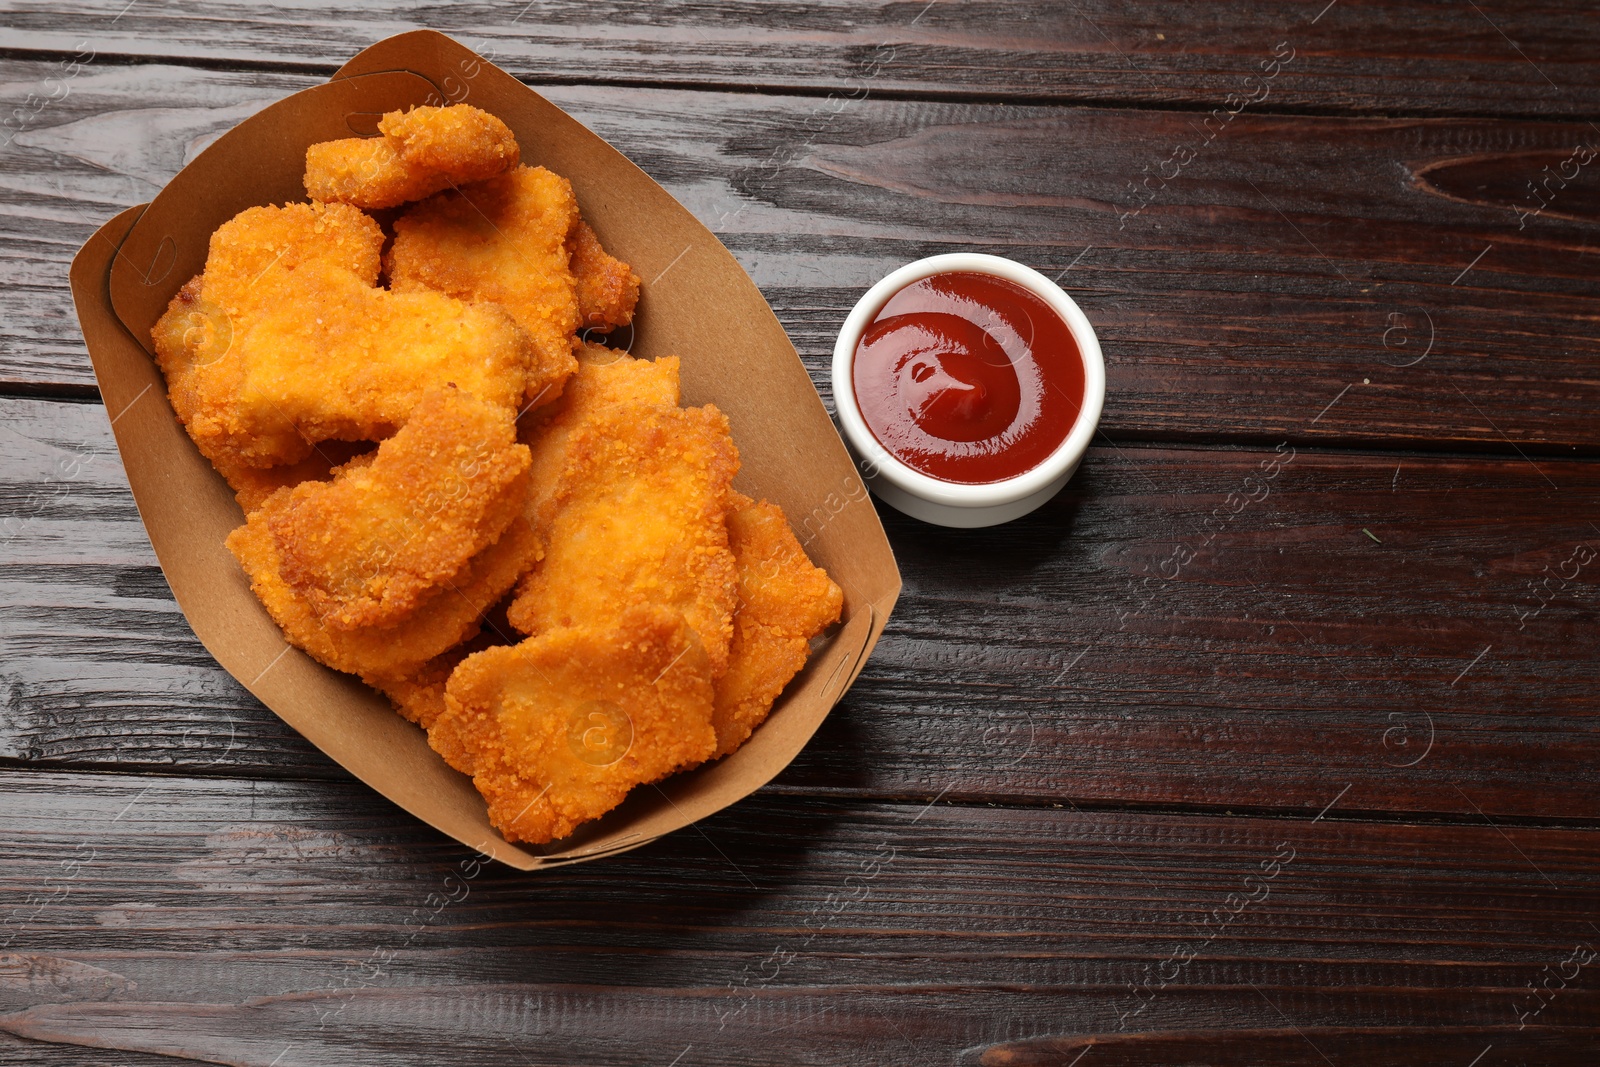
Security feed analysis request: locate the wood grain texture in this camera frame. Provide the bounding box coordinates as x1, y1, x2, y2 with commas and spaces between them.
4, 61, 1600, 451
1, 1, 1599, 117
964, 1027, 1599, 1065
4, 9, 1600, 1059
0, 770, 1597, 1065
7, 397, 1597, 818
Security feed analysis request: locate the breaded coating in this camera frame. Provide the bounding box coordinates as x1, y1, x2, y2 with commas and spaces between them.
264, 388, 531, 631
371, 627, 506, 730
507, 403, 740, 677
373, 651, 459, 730
568, 218, 640, 330
431, 608, 716, 844
712, 492, 845, 758
211, 442, 372, 515
388, 165, 581, 409
151, 202, 532, 471
226, 505, 539, 684
520, 346, 681, 533
200, 198, 385, 299
304, 104, 520, 210
565, 345, 678, 411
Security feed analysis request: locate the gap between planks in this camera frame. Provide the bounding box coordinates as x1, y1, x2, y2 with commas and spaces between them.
9, 758, 1600, 834
4, 46, 1600, 125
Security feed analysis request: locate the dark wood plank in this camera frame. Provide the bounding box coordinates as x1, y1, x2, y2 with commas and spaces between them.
7, 396, 1598, 819
6, 62, 1600, 451
1, 771, 1598, 1064
0, 1035, 192, 1067
0, 397, 337, 777
964, 1027, 1599, 1065
2, 1, 1600, 117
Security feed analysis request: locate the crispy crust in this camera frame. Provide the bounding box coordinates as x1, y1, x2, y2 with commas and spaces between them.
712, 492, 844, 758
304, 104, 520, 210
226, 507, 540, 685
209, 442, 371, 515
568, 218, 640, 330
388, 165, 581, 410
265, 388, 531, 631
152, 202, 532, 471
369, 625, 508, 730
432, 608, 716, 844
372, 651, 460, 730
507, 402, 740, 677
518, 347, 681, 535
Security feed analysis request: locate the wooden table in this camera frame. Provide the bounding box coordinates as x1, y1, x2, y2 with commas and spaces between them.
3, 3, 1599, 1063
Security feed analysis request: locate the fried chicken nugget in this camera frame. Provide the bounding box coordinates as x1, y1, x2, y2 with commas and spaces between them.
226, 510, 538, 685
567, 218, 640, 330
388, 165, 581, 410
712, 492, 845, 758
265, 388, 532, 630
431, 608, 716, 844
152, 202, 532, 470
507, 403, 741, 677
304, 104, 520, 210
520, 345, 681, 532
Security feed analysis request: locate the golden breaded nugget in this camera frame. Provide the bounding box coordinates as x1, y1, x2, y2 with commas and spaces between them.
519, 346, 680, 532
507, 403, 740, 677
712, 492, 844, 757
432, 608, 716, 844
226, 506, 539, 684
201, 197, 385, 299
304, 104, 519, 210
567, 218, 640, 330
568, 344, 678, 409
151, 202, 532, 471
265, 388, 531, 631
388, 165, 581, 409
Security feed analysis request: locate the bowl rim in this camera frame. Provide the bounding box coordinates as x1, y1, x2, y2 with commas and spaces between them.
831, 252, 1106, 509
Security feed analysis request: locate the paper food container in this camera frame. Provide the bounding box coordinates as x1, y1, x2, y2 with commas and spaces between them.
68, 31, 900, 870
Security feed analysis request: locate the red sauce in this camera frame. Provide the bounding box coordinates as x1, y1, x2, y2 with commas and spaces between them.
851, 271, 1084, 484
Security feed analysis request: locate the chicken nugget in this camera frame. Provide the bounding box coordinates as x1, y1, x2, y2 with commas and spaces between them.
712, 492, 844, 757
202, 197, 385, 300
152, 202, 532, 471
567, 218, 640, 330
431, 608, 716, 844
264, 387, 531, 631
226, 509, 539, 685
304, 104, 519, 210
388, 165, 581, 409
507, 403, 740, 677
520, 346, 680, 532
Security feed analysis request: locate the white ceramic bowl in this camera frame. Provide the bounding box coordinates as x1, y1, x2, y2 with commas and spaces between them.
831, 253, 1106, 528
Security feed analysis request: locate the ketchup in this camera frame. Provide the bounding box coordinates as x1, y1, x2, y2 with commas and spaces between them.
851, 271, 1084, 484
